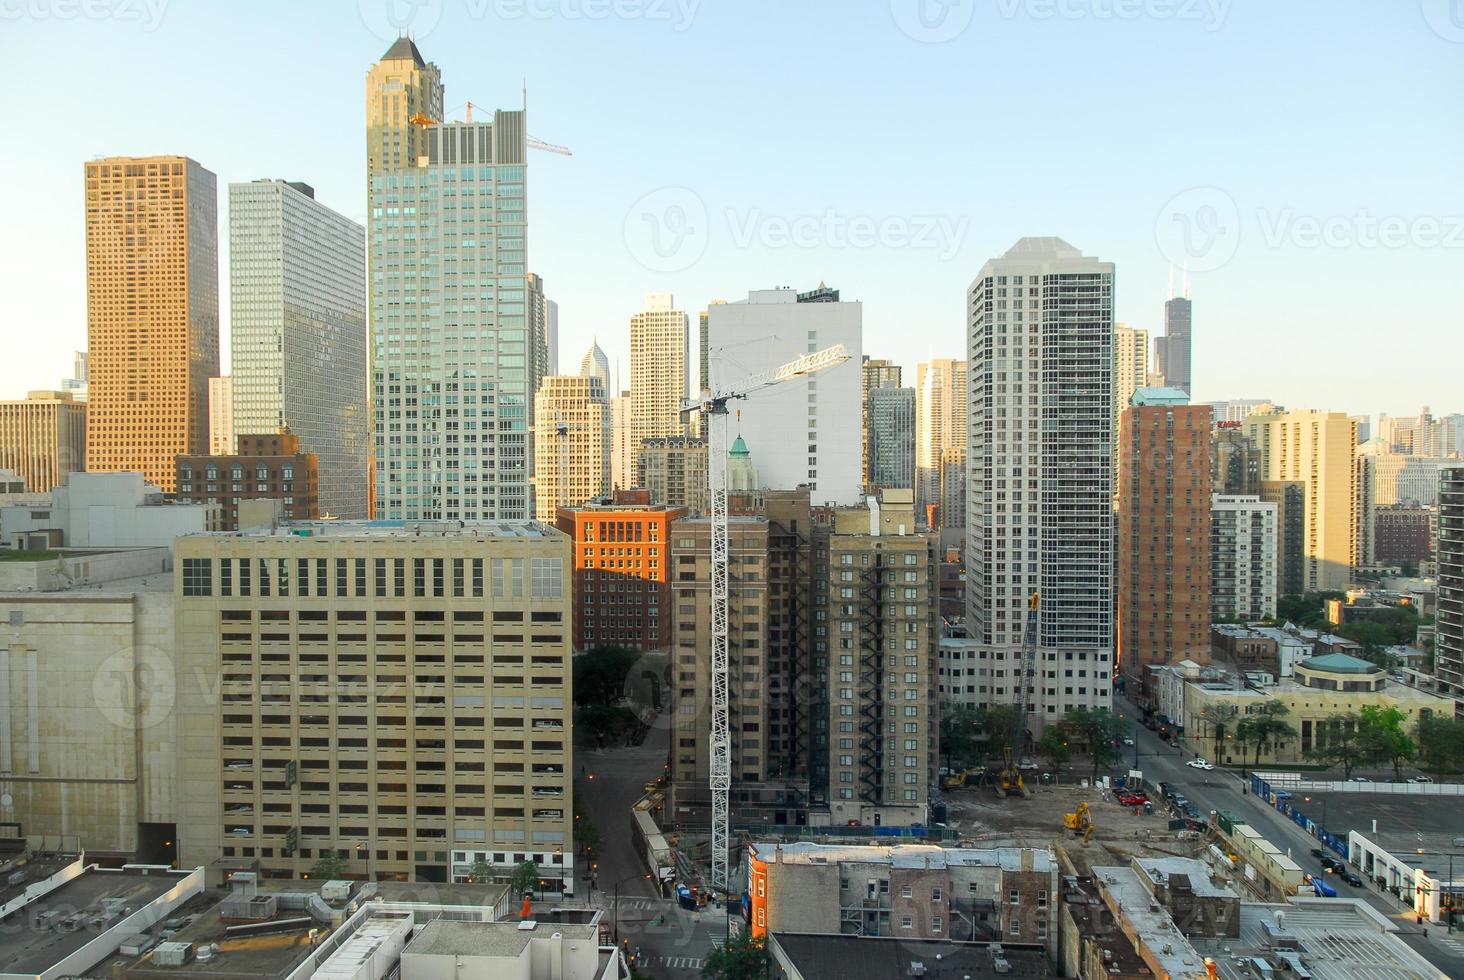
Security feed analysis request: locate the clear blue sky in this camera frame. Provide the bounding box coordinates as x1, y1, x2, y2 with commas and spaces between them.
1, 0, 1460, 419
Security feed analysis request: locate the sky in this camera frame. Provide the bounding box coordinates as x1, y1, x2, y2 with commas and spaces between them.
1, 0, 1461, 420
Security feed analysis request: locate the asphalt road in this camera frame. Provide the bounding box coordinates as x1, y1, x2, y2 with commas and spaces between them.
574, 721, 730, 979
1117, 696, 1464, 977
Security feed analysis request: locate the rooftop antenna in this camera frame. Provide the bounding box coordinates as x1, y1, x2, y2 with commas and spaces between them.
1183, 261, 1191, 300
1168, 263, 1175, 301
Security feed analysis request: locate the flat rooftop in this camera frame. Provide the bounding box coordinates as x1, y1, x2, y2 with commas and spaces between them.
1134, 857, 1240, 900
189, 520, 559, 540
1302, 791, 1464, 866
0, 867, 188, 976
1093, 865, 1208, 979
1193, 901, 1438, 980
771, 933, 1056, 979
748, 841, 1055, 873
405, 918, 597, 958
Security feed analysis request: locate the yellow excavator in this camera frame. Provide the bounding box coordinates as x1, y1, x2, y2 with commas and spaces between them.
1064, 802, 1095, 843
995, 592, 1040, 799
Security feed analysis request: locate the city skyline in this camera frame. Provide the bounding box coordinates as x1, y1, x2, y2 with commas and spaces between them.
0, 3, 1459, 417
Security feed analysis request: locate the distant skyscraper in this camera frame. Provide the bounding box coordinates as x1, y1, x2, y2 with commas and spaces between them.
230, 179, 367, 517
708, 287, 863, 505
61, 351, 88, 401
0, 391, 86, 493
868, 386, 915, 492
532, 375, 610, 521
1210, 495, 1279, 622
84, 156, 219, 492
915, 358, 966, 526
1434, 467, 1464, 702
861, 357, 902, 491
580, 340, 611, 390
1244, 409, 1358, 592
208, 376, 234, 455
1113, 324, 1149, 416
369, 55, 534, 520
1154, 283, 1193, 396
610, 390, 633, 491
696, 300, 726, 440
365, 37, 443, 180
1206, 399, 1277, 424
544, 298, 560, 376
1117, 389, 1211, 697
638, 436, 708, 516
966, 237, 1114, 723
1211, 425, 1261, 496
629, 293, 689, 457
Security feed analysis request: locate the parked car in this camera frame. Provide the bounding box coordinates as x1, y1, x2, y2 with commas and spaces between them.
1182, 803, 1201, 819
1320, 857, 1342, 873
1350, 776, 1373, 783
1344, 872, 1364, 887
1122, 737, 1135, 746
1408, 775, 1434, 784
1309, 848, 1325, 860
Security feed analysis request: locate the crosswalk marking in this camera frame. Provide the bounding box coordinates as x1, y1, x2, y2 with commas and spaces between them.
655, 956, 705, 969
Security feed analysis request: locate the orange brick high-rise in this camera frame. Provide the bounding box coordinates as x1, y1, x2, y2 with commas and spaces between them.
556, 491, 684, 652
1117, 388, 1212, 703
84, 156, 219, 491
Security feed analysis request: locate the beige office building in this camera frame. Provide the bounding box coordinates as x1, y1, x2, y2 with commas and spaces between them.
365, 38, 444, 179
85, 156, 219, 492
1113, 324, 1149, 416
0, 390, 87, 493
208, 376, 234, 455
1244, 409, 1358, 592
174, 521, 575, 888
610, 391, 634, 491
638, 436, 708, 516
914, 359, 965, 523
629, 294, 689, 456
532, 376, 610, 521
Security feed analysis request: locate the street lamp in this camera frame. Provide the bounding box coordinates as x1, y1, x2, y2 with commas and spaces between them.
1303, 796, 1328, 837
613, 873, 652, 943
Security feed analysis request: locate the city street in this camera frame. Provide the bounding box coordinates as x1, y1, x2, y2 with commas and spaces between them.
574, 721, 728, 978
1117, 698, 1464, 977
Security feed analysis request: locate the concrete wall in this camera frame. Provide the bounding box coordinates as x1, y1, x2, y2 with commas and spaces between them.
764, 860, 841, 935
0, 586, 177, 854
0, 548, 171, 593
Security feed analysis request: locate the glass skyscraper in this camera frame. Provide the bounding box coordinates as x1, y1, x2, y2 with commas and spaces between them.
230, 179, 368, 517
370, 113, 536, 520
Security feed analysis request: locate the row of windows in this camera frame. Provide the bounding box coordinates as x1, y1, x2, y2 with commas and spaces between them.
182, 556, 563, 600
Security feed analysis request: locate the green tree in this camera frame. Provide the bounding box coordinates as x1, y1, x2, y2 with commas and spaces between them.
510, 860, 540, 898
467, 858, 493, 883
939, 702, 984, 770
1062, 708, 1131, 783
1236, 701, 1297, 768
1035, 725, 1071, 771
701, 929, 768, 980
1198, 703, 1239, 760
978, 704, 1020, 757
572, 647, 643, 707
1303, 713, 1368, 778
1414, 713, 1464, 774
1358, 705, 1416, 781
310, 850, 345, 881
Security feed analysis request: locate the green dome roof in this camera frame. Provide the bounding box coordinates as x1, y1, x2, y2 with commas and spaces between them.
1300, 653, 1381, 674
729, 436, 750, 458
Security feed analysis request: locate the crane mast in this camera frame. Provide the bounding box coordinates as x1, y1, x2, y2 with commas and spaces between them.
997, 592, 1040, 798
686, 343, 850, 896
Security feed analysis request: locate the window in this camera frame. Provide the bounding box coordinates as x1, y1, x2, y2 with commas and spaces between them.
932, 887, 942, 901
900, 885, 912, 898
901, 916, 912, 930
932, 915, 942, 934
1009, 919, 1021, 935
1008, 890, 1020, 904
531, 558, 563, 599
182, 558, 212, 596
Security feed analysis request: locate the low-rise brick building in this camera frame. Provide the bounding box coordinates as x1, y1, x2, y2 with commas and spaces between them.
175, 430, 319, 530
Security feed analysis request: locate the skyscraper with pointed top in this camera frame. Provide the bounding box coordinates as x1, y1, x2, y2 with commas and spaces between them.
580, 340, 611, 389
367, 42, 538, 520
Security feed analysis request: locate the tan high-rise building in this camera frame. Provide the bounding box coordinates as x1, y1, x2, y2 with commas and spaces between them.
638, 436, 708, 516
1244, 409, 1359, 592
208, 376, 234, 455
629, 293, 689, 457
365, 37, 444, 179
84, 156, 219, 491
610, 391, 634, 491
914, 358, 966, 523
1117, 390, 1212, 697
532, 376, 610, 521
1113, 324, 1149, 420
0, 390, 87, 493
174, 521, 574, 889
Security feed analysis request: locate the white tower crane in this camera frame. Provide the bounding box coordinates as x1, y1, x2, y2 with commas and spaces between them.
682, 343, 851, 895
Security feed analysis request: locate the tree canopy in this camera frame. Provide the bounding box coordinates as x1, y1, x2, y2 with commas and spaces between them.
702, 929, 768, 980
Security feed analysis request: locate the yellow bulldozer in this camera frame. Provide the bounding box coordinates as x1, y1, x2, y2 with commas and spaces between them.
1064, 802, 1094, 843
